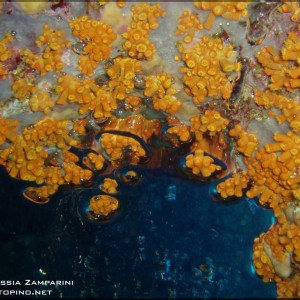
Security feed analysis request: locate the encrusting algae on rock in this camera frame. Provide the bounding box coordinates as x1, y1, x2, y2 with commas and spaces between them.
0, 1, 300, 296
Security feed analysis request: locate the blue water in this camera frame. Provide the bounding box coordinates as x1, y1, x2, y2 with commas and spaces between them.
0, 165, 276, 298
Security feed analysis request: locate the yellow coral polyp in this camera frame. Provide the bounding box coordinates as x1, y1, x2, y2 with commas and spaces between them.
73, 119, 88, 135
256, 32, 300, 91
0, 33, 14, 79
20, 25, 70, 75
85, 153, 105, 171
23, 118, 79, 150
24, 184, 59, 204
123, 3, 165, 60
254, 214, 300, 296
255, 90, 300, 133
131, 3, 166, 30
167, 124, 192, 142
89, 194, 119, 217
107, 57, 141, 100
144, 73, 174, 98
12, 78, 36, 101
123, 21, 156, 60
62, 151, 80, 164
0, 118, 19, 146
193, 1, 249, 30
29, 91, 54, 115
125, 96, 142, 110
281, 32, 300, 61
244, 139, 299, 216
277, 273, 300, 298
253, 234, 278, 283
1, 135, 48, 182
44, 166, 65, 185
56, 75, 117, 120
229, 125, 258, 157
185, 149, 222, 177
101, 178, 118, 194
36, 25, 69, 50
217, 171, 249, 199
178, 35, 241, 104
278, 1, 300, 23
70, 16, 116, 75
101, 133, 146, 164
176, 11, 203, 44
153, 95, 182, 115
190, 110, 229, 137
0, 117, 81, 188
63, 162, 92, 185
144, 72, 181, 114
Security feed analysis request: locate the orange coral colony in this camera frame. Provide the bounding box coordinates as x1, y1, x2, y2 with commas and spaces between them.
123, 3, 165, 60
256, 31, 300, 91
178, 35, 241, 104
0, 1, 300, 297
216, 171, 249, 199
176, 10, 203, 44
20, 24, 70, 75
100, 178, 118, 194
193, 1, 249, 30
89, 194, 119, 217
185, 149, 222, 178
144, 72, 181, 114
70, 16, 117, 76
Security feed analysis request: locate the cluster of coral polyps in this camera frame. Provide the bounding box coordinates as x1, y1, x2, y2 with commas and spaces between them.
144, 72, 181, 114
89, 194, 119, 217
56, 74, 118, 120
278, 2, 300, 24
167, 124, 192, 143
1, 0, 300, 296
0, 118, 94, 201
122, 3, 165, 60
175, 10, 203, 44
0, 118, 19, 146
70, 16, 117, 76
256, 31, 300, 91
107, 57, 141, 100
185, 149, 222, 178
193, 1, 249, 30
253, 213, 300, 297
177, 35, 241, 104
216, 171, 249, 199
229, 124, 258, 157
190, 110, 229, 137
100, 178, 118, 194
101, 132, 146, 164
21, 24, 70, 75
255, 89, 300, 133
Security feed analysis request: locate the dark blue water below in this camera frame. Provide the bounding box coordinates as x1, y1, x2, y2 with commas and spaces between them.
0, 165, 276, 298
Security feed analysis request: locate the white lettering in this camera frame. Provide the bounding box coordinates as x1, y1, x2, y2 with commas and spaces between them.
0, 280, 21, 285
25, 279, 31, 286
